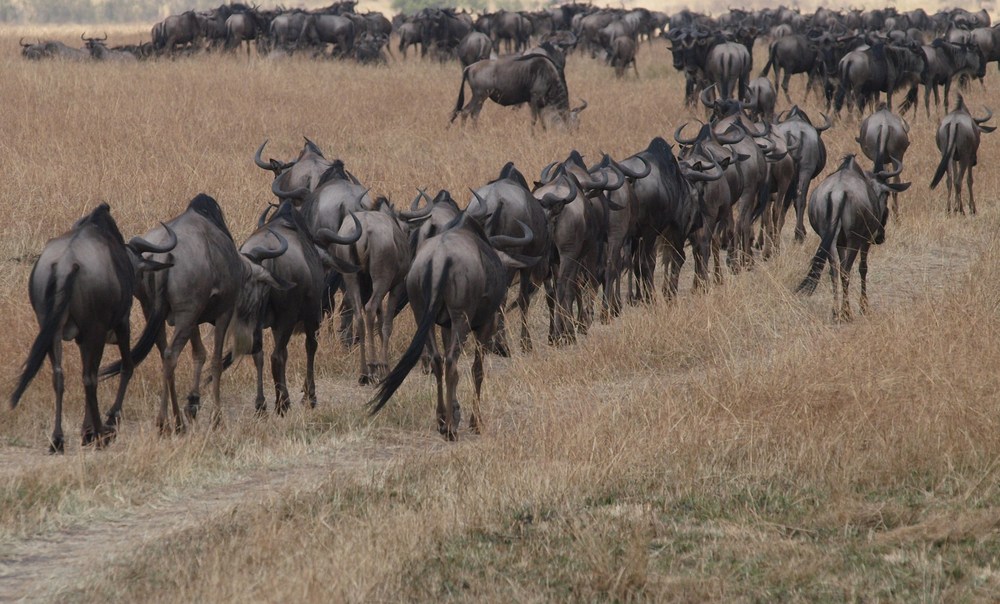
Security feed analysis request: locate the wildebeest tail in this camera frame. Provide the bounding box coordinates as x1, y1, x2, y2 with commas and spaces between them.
796, 192, 843, 295
100, 269, 169, 379
760, 43, 774, 78
11, 263, 79, 408
874, 125, 887, 172
369, 258, 450, 415
452, 68, 470, 121
930, 123, 956, 189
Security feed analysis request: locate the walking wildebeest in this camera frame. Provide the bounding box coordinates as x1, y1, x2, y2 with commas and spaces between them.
11, 204, 177, 452
450, 43, 587, 130
930, 97, 996, 215
796, 156, 910, 319
857, 104, 910, 218
369, 207, 537, 440
115, 194, 290, 432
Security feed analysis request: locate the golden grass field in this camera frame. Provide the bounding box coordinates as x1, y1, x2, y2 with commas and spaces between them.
1, 24, 1000, 601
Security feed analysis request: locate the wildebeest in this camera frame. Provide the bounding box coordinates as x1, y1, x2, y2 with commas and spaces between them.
244, 201, 359, 414
856, 104, 910, 218
450, 43, 587, 130
705, 41, 752, 100
797, 156, 910, 319
772, 106, 832, 243
904, 39, 986, 117
745, 76, 777, 122
930, 96, 996, 215
835, 42, 926, 116
114, 194, 290, 431
369, 206, 536, 440
153, 11, 203, 55
609, 35, 639, 78
11, 204, 177, 452
82, 33, 138, 62
457, 31, 491, 67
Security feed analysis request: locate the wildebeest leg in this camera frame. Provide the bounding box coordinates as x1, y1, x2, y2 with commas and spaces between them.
252, 325, 266, 413
839, 246, 859, 321
209, 315, 228, 427
79, 337, 109, 448
690, 226, 711, 292
270, 323, 293, 415
943, 80, 950, 112
516, 270, 536, 351
430, 326, 449, 435
469, 329, 488, 435
827, 243, 842, 321
794, 169, 811, 242
344, 275, 371, 384
160, 324, 193, 433
966, 164, 976, 216
303, 323, 319, 408
104, 320, 133, 430
544, 275, 557, 344
378, 289, 403, 380
661, 235, 685, 301
858, 247, 870, 315
953, 160, 965, 215
362, 285, 387, 382
554, 260, 579, 345
48, 338, 65, 454
781, 71, 792, 104
186, 327, 207, 419
945, 159, 955, 214
442, 317, 471, 441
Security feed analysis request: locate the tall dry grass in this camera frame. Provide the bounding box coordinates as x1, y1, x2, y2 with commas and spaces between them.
1, 30, 999, 601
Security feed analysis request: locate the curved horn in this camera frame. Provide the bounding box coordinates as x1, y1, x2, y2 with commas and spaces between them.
974, 107, 993, 124
539, 172, 579, 208
468, 188, 489, 219
257, 203, 278, 228
617, 155, 651, 179
571, 98, 588, 113
271, 177, 309, 200
539, 161, 559, 185
714, 125, 745, 145
243, 228, 289, 263
875, 156, 903, 179
100, 32, 108, 41
674, 121, 702, 145
699, 84, 718, 108
19, 37, 30, 48
409, 187, 432, 211
680, 157, 724, 182
741, 118, 770, 138
128, 222, 178, 254
816, 112, 833, 132
596, 155, 626, 191
489, 220, 534, 249
254, 139, 273, 170
81, 32, 87, 41
316, 212, 363, 246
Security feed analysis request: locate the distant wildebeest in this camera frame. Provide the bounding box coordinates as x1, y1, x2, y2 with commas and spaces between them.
457, 31, 491, 67
11, 204, 177, 452
797, 155, 910, 320
369, 206, 537, 440
772, 106, 832, 243
856, 104, 910, 218
82, 33, 138, 62
930, 96, 996, 215
745, 76, 777, 122
609, 35, 639, 78
107, 194, 290, 432
450, 43, 587, 130
153, 10, 203, 55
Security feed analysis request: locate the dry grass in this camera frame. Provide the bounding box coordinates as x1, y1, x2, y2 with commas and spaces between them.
1, 28, 1000, 601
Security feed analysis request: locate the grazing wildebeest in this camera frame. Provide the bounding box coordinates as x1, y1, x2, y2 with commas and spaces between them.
930, 96, 996, 215
856, 104, 910, 218
11, 204, 176, 452
609, 35, 639, 78
797, 156, 910, 320
120, 194, 290, 431
450, 43, 587, 130
244, 201, 360, 414
369, 207, 536, 440
153, 11, 203, 54
225, 10, 264, 57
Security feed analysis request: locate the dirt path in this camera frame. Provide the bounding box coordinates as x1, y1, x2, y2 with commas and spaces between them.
0, 434, 412, 601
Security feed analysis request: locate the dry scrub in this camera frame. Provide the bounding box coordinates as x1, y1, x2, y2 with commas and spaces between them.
1, 28, 999, 601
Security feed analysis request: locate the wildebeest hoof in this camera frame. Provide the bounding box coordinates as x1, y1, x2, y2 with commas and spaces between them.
254, 403, 268, 418
186, 394, 201, 419
359, 374, 374, 386
105, 411, 121, 428
304, 396, 317, 409
48, 435, 65, 455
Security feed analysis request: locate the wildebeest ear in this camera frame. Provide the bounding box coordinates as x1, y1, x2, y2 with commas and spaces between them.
138, 258, 173, 272
496, 250, 541, 270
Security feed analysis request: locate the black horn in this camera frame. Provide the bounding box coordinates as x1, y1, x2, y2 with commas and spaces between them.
128, 222, 178, 254
243, 228, 289, 263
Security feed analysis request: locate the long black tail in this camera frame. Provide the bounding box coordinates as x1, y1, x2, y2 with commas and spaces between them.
760, 43, 774, 78
451, 69, 470, 122
930, 123, 956, 189
99, 302, 167, 380
368, 258, 450, 415
796, 192, 843, 295
11, 264, 79, 408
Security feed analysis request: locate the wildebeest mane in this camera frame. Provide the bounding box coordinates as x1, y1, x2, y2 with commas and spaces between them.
187, 193, 233, 241
74, 202, 125, 245
318, 160, 349, 186
492, 162, 531, 190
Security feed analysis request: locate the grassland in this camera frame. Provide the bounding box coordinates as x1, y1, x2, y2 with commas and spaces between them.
1, 27, 999, 602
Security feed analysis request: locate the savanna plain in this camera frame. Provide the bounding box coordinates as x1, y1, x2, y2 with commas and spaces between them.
1, 23, 999, 602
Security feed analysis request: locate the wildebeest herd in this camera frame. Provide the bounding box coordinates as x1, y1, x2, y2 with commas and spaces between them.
10, 3, 999, 451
